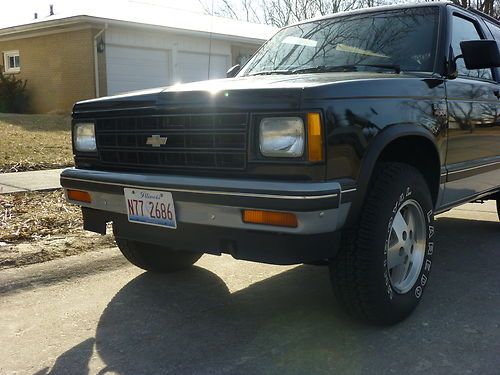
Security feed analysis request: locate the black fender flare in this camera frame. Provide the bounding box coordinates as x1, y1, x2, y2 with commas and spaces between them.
344, 124, 442, 228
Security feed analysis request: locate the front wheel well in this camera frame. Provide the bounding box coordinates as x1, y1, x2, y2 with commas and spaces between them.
377, 136, 441, 207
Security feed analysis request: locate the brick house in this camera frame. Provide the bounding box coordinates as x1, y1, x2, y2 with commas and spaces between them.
0, 5, 275, 113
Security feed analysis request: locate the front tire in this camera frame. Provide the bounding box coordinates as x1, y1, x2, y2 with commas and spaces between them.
330, 162, 435, 325
114, 236, 202, 273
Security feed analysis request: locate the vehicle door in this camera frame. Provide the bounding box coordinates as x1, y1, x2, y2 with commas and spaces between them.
443, 9, 500, 207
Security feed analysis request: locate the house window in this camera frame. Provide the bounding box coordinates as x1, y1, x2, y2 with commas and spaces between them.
3, 51, 20, 73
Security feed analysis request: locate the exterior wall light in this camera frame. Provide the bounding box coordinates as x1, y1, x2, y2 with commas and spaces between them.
97, 38, 106, 53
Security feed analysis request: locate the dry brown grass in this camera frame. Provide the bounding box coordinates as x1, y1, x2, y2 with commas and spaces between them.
0, 190, 115, 269
0, 113, 74, 173
0, 190, 82, 242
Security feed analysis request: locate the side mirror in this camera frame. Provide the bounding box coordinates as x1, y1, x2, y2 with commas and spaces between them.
226, 64, 241, 78
459, 40, 500, 70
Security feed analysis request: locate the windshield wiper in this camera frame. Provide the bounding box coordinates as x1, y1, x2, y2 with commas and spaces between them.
248, 66, 357, 76
291, 65, 356, 74
248, 63, 401, 76
248, 69, 293, 76
291, 64, 401, 74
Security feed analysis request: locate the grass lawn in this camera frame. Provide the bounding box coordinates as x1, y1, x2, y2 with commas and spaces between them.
0, 113, 74, 173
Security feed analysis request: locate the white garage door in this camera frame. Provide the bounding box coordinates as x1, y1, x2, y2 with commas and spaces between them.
106, 46, 170, 95
177, 52, 229, 83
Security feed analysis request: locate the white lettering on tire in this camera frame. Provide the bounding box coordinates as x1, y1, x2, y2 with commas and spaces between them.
427, 242, 434, 256
415, 286, 423, 298
420, 274, 428, 287
424, 259, 432, 272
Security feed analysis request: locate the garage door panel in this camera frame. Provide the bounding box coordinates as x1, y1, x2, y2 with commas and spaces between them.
106, 46, 170, 95
177, 52, 229, 83
208, 54, 231, 80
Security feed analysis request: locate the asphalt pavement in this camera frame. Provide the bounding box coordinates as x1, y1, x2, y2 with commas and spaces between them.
0, 201, 498, 375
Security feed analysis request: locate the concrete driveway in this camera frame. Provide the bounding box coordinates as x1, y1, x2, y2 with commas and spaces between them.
0, 202, 498, 375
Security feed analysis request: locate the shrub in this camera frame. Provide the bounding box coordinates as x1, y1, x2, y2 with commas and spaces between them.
0, 68, 29, 113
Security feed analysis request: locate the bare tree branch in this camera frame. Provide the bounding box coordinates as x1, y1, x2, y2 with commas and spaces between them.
201, 0, 500, 27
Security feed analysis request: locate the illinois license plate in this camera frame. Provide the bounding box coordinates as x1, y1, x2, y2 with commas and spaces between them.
124, 188, 177, 229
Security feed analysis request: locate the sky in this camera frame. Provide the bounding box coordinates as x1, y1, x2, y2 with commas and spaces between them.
0, 0, 206, 28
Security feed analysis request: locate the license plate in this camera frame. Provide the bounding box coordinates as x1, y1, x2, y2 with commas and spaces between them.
124, 188, 177, 229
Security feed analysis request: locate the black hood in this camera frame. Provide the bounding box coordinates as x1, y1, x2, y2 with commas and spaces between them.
73, 72, 429, 116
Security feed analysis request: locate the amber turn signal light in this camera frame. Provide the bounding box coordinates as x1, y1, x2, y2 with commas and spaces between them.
242, 209, 298, 228
67, 189, 91, 203
307, 112, 324, 162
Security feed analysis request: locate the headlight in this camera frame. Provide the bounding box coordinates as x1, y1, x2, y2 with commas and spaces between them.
74, 123, 96, 152
259, 117, 304, 157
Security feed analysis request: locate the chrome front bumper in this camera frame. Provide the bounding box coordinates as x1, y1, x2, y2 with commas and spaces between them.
60, 168, 353, 235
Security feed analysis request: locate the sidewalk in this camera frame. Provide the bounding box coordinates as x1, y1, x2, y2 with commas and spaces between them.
0, 169, 65, 194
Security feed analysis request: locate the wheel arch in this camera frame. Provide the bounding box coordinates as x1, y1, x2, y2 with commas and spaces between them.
345, 125, 442, 228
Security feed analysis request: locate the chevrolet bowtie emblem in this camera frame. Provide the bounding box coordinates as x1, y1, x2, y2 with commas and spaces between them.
146, 135, 168, 147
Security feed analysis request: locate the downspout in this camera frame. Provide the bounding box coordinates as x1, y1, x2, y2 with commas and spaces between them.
94, 23, 108, 98
207, 0, 214, 80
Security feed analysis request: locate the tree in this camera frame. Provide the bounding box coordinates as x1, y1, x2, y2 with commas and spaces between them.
261, 0, 365, 27
200, 0, 263, 23
200, 0, 499, 27
200, 0, 376, 27
451, 0, 500, 18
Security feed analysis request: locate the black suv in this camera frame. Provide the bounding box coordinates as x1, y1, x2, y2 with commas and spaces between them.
62, 2, 500, 325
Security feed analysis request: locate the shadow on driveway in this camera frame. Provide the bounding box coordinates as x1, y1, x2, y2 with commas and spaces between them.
45, 217, 500, 374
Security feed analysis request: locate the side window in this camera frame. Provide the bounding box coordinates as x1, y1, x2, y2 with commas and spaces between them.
2, 50, 20, 74
452, 15, 492, 80
485, 20, 500, 42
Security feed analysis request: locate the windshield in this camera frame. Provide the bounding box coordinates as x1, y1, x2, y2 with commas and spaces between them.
240, 7, 439, 76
